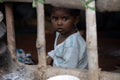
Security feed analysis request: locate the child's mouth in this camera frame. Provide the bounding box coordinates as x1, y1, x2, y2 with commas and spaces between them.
57, 28, 64, 32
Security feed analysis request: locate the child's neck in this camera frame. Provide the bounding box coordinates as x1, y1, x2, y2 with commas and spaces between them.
57, 29, 77, 45
61, 29, 77, 37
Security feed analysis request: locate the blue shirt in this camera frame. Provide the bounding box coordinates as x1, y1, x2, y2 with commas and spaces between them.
48, 31, 88, 69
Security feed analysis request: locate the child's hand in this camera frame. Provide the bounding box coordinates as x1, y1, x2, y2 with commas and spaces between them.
47, 56, 53, 65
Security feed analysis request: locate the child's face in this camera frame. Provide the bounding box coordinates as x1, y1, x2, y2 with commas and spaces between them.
50, 9, 77, 35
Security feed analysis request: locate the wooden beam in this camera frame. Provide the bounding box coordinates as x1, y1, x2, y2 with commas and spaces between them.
4, 0, 32, 2
45, 0, 120, 12
46, 0, 84, 10
100, 71, 120, 80
46, 67, 88, 80
96, 0, 120, 12
3, 0, 120, 11
45, 67, 120, 80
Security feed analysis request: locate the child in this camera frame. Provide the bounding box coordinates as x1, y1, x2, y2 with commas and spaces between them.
47, 6, 88, 69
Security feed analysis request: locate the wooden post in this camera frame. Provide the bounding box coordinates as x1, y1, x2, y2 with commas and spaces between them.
5, 3, 19, 68
85, 0, 99, 80
36, 1, 46, 69
36, 2, 47, 79
5, 3, 38, 73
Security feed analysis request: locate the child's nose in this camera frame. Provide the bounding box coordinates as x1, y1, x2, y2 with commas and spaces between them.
57, 20, 62, 26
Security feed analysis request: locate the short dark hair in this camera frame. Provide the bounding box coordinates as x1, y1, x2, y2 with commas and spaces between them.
45, 5, 80, 17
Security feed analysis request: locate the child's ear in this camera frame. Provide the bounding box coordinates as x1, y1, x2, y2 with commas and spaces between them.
75, 16, 80, 24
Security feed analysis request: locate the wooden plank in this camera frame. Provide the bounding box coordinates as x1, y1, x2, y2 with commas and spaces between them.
85, 1, 99, 80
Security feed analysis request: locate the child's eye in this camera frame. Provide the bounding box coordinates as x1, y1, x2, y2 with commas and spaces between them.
51, 16, 58, 21
62, 16, 68, 21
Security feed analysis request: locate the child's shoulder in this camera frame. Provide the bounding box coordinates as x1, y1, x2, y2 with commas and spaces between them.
78, 30, 86, 40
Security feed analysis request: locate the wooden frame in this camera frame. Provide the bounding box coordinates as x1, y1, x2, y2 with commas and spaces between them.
4, 0, 120, 80
3, 0, 120, 12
